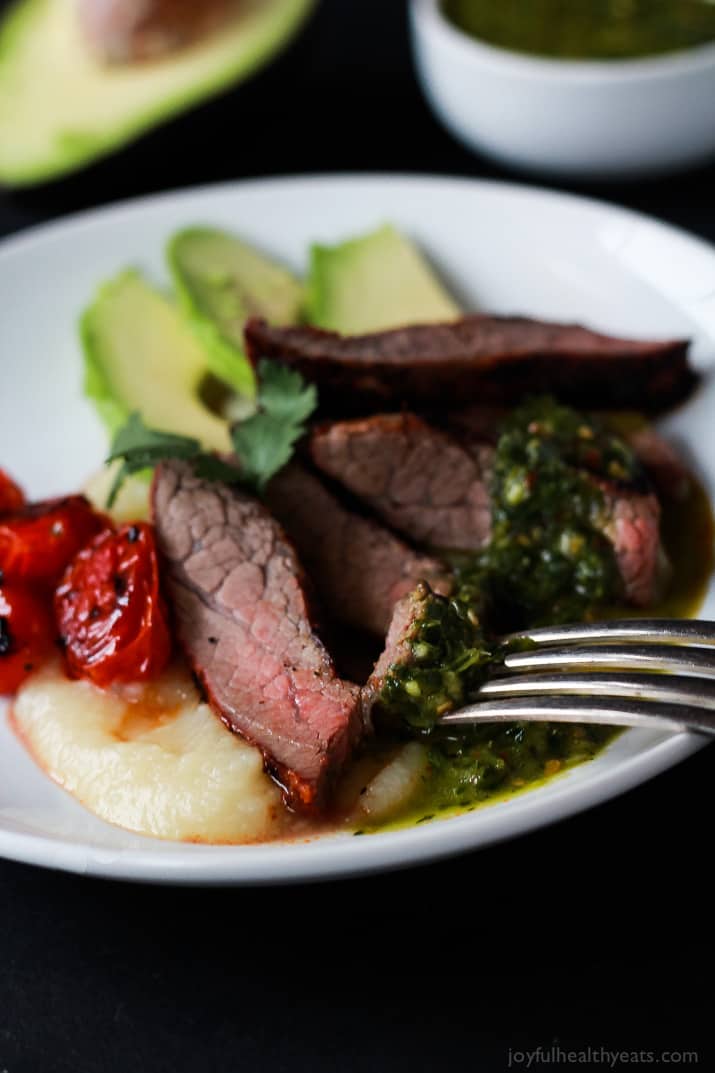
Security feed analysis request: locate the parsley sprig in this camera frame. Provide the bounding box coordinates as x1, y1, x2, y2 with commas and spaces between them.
105, 360, 317, 506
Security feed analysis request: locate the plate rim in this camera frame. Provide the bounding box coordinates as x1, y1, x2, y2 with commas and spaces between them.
0, 171, 711, 884
4, 169, 715, 266
0, 730, 704, 885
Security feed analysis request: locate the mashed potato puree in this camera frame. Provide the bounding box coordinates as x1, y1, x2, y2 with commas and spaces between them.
13, 662, 285, 842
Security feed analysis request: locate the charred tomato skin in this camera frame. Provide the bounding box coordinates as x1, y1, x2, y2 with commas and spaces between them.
0, 584, 55, 694
0, 469, 25, 517
55, 522, 171, 688
0, 495, 106, 589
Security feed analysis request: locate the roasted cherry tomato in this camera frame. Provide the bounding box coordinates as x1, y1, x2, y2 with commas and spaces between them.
0, 469, 25, 516
0, 496, 105, 589
55, 523, 171, 688
0, 585, 55, 694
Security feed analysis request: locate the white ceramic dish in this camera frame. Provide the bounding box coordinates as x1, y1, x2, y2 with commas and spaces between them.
410, 0, 715, 179
0, 174, 714, 885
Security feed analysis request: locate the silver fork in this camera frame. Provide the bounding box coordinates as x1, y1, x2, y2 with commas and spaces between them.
440, 619, 715, 736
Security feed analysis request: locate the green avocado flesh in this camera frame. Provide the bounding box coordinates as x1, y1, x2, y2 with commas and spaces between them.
81, 269, 230, 452
306, 224, 462, 333
362, 397, 715, 833
442, 0, 715, 61
168, 228, 304, 396
0, 0, 315, 186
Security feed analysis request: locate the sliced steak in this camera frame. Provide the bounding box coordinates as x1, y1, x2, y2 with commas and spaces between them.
245, 315, 694, 413
361, 583, 491, 727
444, 410, 676, 606
597, 483, 667, 607
441, 404, 505, 447
310, 413, 493, 550
265, 462, 453, 637
152, 461, 362, 810
307, 412, 669, 606
360, 585, 430, 726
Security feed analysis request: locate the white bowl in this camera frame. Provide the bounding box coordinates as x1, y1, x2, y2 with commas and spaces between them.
410, 0, 715, 179
1, 174, 714, 883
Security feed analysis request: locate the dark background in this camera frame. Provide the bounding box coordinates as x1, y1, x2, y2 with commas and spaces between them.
1, 2, 714, 1071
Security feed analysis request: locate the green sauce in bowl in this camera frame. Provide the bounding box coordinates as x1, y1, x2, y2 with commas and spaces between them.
442, 0, 715, 60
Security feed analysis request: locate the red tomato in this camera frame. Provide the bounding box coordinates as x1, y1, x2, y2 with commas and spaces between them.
0, 469, 25, 516
0, 496, 105, 589
0, 585, 55, 694
55, 523, 171, 688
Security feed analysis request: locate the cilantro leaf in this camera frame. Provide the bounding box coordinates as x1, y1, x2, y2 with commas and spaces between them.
230, 360, 317, 493
105, 413, 238, 507
255, 360, 317, 424
105, 362, 317, 506
191, 454, 242, 484
231, 413, 302, 494
107, 413, 201, 463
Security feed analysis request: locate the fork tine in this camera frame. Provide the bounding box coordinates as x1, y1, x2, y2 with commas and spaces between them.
438, 620, 715, 736
479, 671, 715, 710
501, 642, 715, 678
502, 618, 715, 648
440, 695, 715, 735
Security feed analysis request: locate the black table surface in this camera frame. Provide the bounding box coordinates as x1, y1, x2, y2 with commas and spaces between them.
1, 3, 714, 1070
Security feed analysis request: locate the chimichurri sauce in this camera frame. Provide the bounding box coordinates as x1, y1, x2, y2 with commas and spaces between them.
363, 397, 715, 833
377, 592, 492, 730
455, 397, 642, 629
442, 0, 715, 61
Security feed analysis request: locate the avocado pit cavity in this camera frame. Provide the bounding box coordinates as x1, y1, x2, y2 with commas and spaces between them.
78, 0, 239, 63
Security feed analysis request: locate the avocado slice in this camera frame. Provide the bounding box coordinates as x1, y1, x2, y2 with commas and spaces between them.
167, 227, 304, 396
81, 269, 231, 452
0, 0, 315, 187
305, 224, 462, 334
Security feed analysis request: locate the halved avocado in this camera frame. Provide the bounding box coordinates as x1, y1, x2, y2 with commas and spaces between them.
0, 0, 315, 187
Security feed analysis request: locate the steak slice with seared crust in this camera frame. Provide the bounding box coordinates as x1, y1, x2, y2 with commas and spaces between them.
152, 461, 362, 810
360, 585, 430, 726
310, 413, 493, 550
245, 315, 694, 413
265, 462, 453, 637
361, 583, 492, 728
308, 412, 668, 607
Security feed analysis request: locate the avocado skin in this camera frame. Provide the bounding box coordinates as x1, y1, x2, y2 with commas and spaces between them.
0, 0, 316, 187
306, 224, 462, 334
167, 227, 305, 397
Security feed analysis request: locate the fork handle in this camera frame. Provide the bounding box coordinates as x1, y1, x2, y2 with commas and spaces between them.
441, 695, 715, 736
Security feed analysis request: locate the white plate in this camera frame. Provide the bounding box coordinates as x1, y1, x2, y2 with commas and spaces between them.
1, 175, 714, 885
